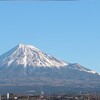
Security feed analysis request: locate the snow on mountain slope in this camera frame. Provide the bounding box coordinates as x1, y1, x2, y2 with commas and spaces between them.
0, 44, 67, 68
67, 63, 97, 75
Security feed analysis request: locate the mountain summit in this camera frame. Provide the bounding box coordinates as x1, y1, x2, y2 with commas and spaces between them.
0, 44, 67, 68
0, 44, 100, 94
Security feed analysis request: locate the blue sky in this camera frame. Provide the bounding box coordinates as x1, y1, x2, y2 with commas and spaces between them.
0, 0, 100, 73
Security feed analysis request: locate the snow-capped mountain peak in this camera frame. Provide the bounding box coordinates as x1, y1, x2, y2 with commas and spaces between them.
0, 44, 67, 68
18, 44, 41, 52
0, 44, 100, 91
0, 44, 99, 76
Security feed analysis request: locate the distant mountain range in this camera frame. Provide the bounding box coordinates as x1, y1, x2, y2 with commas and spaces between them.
0, 44, 100, 94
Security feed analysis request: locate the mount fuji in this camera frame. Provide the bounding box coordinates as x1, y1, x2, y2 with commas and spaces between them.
0, 44, 67, 68
0, 44, 100, 94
